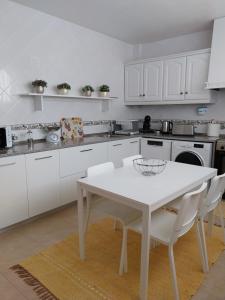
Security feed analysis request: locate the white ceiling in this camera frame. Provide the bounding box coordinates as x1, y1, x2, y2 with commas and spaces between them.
11, 0, 225, 44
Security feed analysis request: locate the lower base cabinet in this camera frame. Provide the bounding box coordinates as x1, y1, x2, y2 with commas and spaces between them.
60, 172, 85, 205
0, 155, 28, 229
26, 150, 60, 217
108, 138, 140, 167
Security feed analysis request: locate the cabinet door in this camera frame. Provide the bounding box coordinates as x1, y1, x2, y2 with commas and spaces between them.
124, 138, 140, 157
108, 141, 127, 168
59, 143, 108, 178
60, 172, 85, 205
163, 57, 186, 101
125, 64, 143, 102
144, 61, 163, 101
185, 53, 210, 100
26, 150, 60, 217
0, 155, 28, 229
109, 138, 140, 168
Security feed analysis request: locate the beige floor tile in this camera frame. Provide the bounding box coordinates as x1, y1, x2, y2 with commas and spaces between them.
0, 273, 27, 300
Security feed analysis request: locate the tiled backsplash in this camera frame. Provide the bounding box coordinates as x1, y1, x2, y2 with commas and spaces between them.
10, 118, 225, 143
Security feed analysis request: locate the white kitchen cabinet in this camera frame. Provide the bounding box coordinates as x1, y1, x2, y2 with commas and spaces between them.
59, 142, 108, 204
141, 138, 172, 160
125, 49, 214, 105
26, 150, 60, 217
59, 142, 108, 178
144, 61, 163, 102
60, 172, 85, 205
185, 53, 210, 100
0, 155, 28, 229
163, 57, 186, 101
108, 138, 140, 168
125, 64, 144, 102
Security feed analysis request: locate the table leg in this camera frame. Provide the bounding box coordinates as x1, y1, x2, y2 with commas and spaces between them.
77, 183, 85, 260
140, 207, 151, 300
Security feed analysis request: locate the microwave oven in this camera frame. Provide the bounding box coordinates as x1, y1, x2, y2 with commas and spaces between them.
0, 126, 12, 148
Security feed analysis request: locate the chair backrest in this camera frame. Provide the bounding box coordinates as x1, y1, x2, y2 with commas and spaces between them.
87, 162, 114, 177
122, 155, 143, 167
171, 182, 208, 244
200, 173, 225, 216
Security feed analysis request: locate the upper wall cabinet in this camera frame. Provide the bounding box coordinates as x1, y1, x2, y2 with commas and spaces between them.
125, 64, 143, 101
125, 49, 216, 105
163, 57, 186, 101
125, 61, 163, 102
185, 53, 210, 100
144, 61, 163, 101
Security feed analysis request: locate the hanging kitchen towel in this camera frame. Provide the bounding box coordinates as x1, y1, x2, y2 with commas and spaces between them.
61, 117, 83, 140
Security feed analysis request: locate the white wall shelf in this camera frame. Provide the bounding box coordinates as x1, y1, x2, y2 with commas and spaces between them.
19, 93, 118, 112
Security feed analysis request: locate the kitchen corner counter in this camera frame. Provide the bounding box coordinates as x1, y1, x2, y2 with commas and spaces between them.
0, 134, 139, 158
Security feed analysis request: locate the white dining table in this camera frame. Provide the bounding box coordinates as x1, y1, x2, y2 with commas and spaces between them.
77, 161, 217, 300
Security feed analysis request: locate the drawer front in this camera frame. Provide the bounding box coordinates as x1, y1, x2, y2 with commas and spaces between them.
59, 142, 108, 177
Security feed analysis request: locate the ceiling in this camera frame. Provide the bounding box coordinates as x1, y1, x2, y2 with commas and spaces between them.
11, 0, 225, 44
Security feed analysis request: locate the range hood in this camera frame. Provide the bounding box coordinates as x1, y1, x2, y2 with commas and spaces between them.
206, 17, 225, 89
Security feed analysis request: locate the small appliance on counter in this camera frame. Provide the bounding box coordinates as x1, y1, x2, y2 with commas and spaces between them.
114, 119, 140, 136
172, 124, 195, 136
45, 125, 61, 144
207, 122, 220, 137
0, 126, 12, 148
140, 115, 155, 134
161, 121, 173, 134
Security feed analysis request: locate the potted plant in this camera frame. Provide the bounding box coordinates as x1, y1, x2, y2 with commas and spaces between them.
81, 85, 94, 97
32, 80, 47, 94
57, 83, 71, 95
99, 84, 110, 97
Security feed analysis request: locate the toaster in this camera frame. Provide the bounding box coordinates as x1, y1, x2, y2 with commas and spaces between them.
172, 124, 195, 136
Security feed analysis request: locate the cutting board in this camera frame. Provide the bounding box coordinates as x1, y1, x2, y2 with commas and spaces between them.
61, 117, 83, 140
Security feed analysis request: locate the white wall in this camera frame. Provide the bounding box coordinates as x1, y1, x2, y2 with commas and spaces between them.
136, 30, 212, 59
0, 0, 146, 126
135, 30, 225, 122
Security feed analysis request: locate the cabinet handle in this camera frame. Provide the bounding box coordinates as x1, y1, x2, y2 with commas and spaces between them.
80, 148, 93, 152
0, 162, 16, 167
130, 141, 138, 144
35, 155, 53, 160
139, 94, 142, 97
113, 143, 122, 147
185, 91, 188, 94
180, 92, 183, 95
143, 94, 145, 97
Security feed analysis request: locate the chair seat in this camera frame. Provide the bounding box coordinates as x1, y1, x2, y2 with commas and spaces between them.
126, 209, 177, 244
91, 196, 142, 225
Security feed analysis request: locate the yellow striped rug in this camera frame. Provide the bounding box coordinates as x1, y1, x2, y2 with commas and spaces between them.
11, 218, 225, 300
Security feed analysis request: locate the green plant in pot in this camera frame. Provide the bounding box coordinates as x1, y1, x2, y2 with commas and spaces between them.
32, 80, 47, 94
99, 84, 110, 97
57, 83, 71, 95
81, 85, 94, 97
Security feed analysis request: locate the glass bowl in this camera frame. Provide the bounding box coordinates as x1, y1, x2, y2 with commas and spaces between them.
133, 158, 167, 176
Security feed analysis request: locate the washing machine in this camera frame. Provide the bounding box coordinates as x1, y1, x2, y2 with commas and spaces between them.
171, 140, 213, 167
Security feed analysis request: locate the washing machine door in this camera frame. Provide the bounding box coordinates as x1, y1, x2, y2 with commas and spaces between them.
175, 151, 203, 166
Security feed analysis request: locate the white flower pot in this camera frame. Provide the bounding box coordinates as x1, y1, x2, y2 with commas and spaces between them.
34, 86, 44, 94
58, 88, 69, 95
84, 90, 92, 97
99, 91, 109, 97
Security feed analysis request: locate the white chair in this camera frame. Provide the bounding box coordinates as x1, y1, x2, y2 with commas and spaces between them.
119, 182, 208, 300
84, 162, 142, 273
122, 154, 143, 167
168, 173, 225, 243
